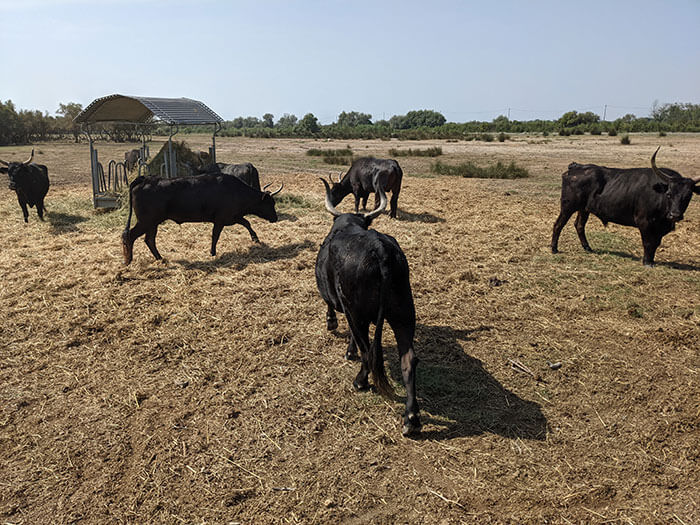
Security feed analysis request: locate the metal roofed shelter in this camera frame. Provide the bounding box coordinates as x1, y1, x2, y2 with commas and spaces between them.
74, 94, 224, 208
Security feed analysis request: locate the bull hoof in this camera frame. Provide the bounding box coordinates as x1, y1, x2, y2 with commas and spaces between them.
345, 351, 359, 361
122, 245, 132, 265
583, 247, 593, 253
353, 378, 370, 391
551, 247, 558, 254
402, 413, 422, 436
326, 317, 338, 331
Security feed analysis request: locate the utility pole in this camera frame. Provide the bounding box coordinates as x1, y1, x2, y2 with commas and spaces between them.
603, 104, 607, 121
507, 107, 511, 120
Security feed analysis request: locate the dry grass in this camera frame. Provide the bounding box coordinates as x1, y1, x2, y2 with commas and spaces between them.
1, 134, 699, 524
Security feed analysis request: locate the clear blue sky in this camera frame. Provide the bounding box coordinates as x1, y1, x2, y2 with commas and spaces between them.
1, 0, 698, 124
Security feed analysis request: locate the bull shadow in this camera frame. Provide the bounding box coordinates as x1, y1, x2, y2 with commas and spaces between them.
591, 248, 700, 272
175, 239, 316, 272
47, 211, 89, 234
397, 210, 445, 223
384, 323, 547, 441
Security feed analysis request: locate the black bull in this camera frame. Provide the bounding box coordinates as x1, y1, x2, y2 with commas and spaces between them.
326, 157, 403, 218
315, 177, 420, 436
197, 162, 261, 190
551, 148, 700, 266
0, 149, 49, 223
121, 174, 282, 265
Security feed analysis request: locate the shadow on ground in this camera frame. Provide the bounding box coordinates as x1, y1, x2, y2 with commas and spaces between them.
47, 211, 89, 234
384, 323, 547, 441
398, 210, 445, 223
175, 239, 316, 272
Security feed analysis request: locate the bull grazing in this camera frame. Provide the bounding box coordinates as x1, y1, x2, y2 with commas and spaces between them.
326, 157, 403, 218
551, 148, 700, 266
121, 173, 282, 265
0, 149, 49, 223
315, 176, 420, 436
124, 149, 140, 172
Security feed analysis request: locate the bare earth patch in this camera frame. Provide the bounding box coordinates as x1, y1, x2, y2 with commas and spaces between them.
0, 134, 698, 523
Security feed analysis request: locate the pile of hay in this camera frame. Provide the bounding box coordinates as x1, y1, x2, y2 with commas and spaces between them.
147, 140, 210, 177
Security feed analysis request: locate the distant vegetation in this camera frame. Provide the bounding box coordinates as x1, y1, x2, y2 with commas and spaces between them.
2, 101, 700, 146
431, 160, 530, 179
388, 147, 442, 157
306, 148, 352, 157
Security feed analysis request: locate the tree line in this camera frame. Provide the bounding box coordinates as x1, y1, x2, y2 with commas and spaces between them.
2, 101, 700, 146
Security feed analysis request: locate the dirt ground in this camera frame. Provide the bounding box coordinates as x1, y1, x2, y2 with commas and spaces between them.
1, 133, 698, 524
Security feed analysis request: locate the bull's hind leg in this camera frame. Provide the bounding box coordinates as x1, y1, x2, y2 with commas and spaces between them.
350, 322, 371, 391
17, 196, 29, 223
143, 227, 162, 261
211, 223, 224, 256
325, 304, 338, 331
122, 222, 147, 265
393, 325, 421, 435
389, 189, 400, 219
551, 206, 576, 253
37, 199, 45, 221
574, 211, 592, 252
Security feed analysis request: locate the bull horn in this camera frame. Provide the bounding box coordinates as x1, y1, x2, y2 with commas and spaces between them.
692, 176, 700, 184
0, 159, 8, 167
320, 178, 342, 217
327, 173, 334, 184
363, 178, 388, 221
262, 182, 272, 191
651, 146, 671, 183
23, 149, 34, 165
337, 172, 342, 183
270, 183, 283, 196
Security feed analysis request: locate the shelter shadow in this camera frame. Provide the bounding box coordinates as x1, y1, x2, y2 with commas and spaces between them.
386, 323, 547, 441
47, 211, 88, 234
175, 239, 316, 272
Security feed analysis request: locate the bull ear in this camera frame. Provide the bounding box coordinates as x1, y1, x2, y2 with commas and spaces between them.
0, 166, 7, 174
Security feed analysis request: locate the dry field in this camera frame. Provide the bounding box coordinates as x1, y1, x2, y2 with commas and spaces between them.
1, 133, 699, 524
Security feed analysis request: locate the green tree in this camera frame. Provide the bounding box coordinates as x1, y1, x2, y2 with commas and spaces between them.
276, 113, 298, 128
337, 111, 372, 127
57, 102, 83, 142
297, 113, 320, 135
262, 113, 274, 128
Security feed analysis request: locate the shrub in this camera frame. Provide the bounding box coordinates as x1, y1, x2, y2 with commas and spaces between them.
430, 160, 529, 179
659, 130, 667, 137
388, 146, 442, 157
497, 132, 507, 142
620, 134, 631, 145
480, 133, 494, 142
542, 130, 549, 137
608, 129, 618, 136
323, 156, 353, 165
307, 148, 352, 157
558, 129, 571, 136
590, 126, 602, 135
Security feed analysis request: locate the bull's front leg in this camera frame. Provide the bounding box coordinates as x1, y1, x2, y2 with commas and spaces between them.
17, 196, 29, 223
325, 304, 338, 331
640, 229, 661, 267
395, 328, 421, 436
236, 217, 259, 243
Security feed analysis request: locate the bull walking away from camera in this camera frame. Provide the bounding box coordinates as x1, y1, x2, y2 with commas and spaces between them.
315, 176, 420, 435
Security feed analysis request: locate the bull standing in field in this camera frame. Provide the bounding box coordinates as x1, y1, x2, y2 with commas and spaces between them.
551, 147, 700, 266
326, 157, 403, 218
121, 173, 282, 264
0, 149, 49, 223
315, 176, 421, 436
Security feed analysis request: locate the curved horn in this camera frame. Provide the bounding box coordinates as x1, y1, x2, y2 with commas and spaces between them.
651, 146, 671, 183
691, 175, 700, 185
262, 182, 272, 191
23, 149, 34, 165
0, 159, 8, 167
337, 171, 342, 183
320, 178, 342, 217
270, 183, 283, 196
363, 179, 388, 221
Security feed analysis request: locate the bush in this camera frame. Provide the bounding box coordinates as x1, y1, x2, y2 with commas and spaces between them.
307, 148, 352, 157
608, 129, 618, 136
542, 130, 549, 137
590, 126, 602, 135
497, 132, 507, 142
620, 134, 631, 145
480, 133, 494, 142
388, 146, 442, 157
559, 129, 571, 136
659, 130, 667, 137
430, 160, 529, 179
323, 156, 353, 165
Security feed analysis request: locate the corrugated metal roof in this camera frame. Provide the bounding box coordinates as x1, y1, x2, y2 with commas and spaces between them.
74, 94, 224, 125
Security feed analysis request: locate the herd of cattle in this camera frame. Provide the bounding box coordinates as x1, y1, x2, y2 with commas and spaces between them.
2, 146, 699, 434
